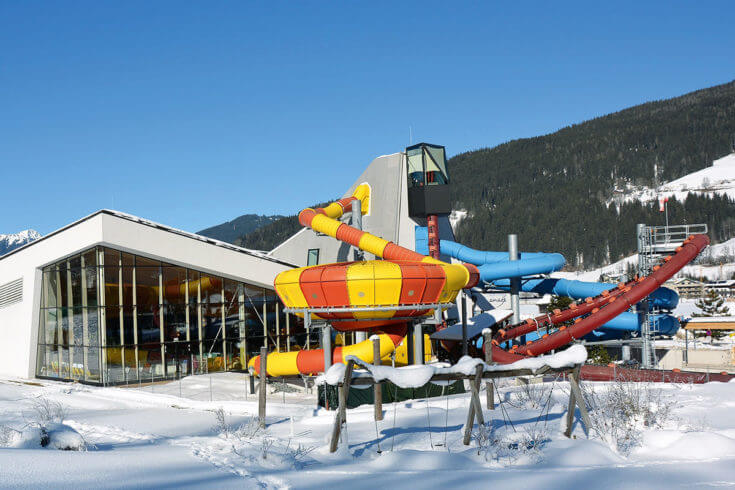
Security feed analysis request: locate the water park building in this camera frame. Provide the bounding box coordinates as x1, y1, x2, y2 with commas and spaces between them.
0, 210, 297, 384
0, 142, 713, 384
0, 147, 446, 384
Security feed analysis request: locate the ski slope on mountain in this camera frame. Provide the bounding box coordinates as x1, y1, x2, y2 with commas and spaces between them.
612, 153, 735, 206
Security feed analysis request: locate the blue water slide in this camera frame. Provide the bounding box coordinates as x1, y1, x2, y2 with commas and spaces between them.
492, 277, 678, 310
492, 313, 679, 345
416, 227, 678, 310
416, 226, 682, 338
416, 228, 565, 278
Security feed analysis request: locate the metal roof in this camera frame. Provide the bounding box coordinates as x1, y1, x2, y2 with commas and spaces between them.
0, 209, 297, 268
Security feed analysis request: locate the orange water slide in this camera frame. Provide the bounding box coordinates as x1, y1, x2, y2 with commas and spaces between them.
250, 185, 479, 375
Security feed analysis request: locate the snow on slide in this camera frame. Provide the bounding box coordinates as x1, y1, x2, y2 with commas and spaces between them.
318, 344, 588, 388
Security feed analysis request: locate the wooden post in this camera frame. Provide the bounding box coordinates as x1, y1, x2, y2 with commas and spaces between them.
330, 359, 355, 453
567, 365, 591, 438
258, 346, 267, 429
463, 364, 485, 445
373, 337, 383, 421
564, 369, 576, 438
483, 331, 495, 410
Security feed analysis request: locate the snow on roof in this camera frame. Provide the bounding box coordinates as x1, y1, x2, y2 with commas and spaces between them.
685, 316, 735, 323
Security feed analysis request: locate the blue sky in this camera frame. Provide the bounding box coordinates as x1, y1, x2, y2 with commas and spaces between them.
1, 1, 734, 235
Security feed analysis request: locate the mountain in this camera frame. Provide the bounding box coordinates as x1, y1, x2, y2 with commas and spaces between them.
0, 230, 41, 256
197, 214, 283, 244
236, 200, 337, 251
450, 80, 735, 268
202, 81, 735, 267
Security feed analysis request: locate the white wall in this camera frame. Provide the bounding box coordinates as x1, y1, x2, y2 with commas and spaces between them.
0, 212, 293, 380
0, 215, 105, 379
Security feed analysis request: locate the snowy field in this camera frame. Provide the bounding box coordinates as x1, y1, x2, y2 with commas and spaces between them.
2, 370, 735, 489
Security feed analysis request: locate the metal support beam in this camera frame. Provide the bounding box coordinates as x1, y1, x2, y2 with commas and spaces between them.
322, 324, 332, 372
413, 322, 424, 365
258, 346, 267, 428
461, 292, 468, 356
406, 325, 414, 365
373, 337, 383, 421
351, 199, 364, 262
483, 330, 494, 410
508, 234, 521, 344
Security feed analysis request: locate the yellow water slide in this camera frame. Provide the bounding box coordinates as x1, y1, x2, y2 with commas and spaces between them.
249, 184, 479, 375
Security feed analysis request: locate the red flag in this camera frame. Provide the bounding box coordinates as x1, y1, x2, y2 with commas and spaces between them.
658, 196, 668, 212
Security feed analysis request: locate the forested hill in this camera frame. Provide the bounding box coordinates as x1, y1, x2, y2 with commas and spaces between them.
450, 80, 735, 269
235, 201, 337, 251
197, 214, 282, 244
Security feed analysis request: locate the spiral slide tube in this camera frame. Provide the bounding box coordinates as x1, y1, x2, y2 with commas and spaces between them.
251, 186, 481, 375
489, 234, 709, 366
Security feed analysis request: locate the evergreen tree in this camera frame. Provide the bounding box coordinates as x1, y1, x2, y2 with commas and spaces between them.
693, 289, 731, 317
546, 295, 573, 313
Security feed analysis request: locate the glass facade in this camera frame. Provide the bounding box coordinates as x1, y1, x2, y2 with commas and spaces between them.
36, 246, 306, 385
406, 143, 449, 188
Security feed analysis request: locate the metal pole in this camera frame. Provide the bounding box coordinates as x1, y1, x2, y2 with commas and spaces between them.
483, 330, 494, 410
508, 234, 521, 344
406, 323, 414, 365
373, 337, 383, 421
351, 199, 364, 261
413, 322, 424, 365
351, 200, 368, 344
461, 292, 468, 356
259, 346, 267, 428
322, 324, 332, 372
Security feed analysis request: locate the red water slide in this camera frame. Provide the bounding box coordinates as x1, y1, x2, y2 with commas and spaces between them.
488, 235, 715, 380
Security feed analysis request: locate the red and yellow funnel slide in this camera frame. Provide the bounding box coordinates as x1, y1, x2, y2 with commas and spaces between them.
250, 184, 478, 375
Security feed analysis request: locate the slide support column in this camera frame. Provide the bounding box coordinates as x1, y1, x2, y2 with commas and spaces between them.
508, 234, 522, 344
322, 323, 332, 373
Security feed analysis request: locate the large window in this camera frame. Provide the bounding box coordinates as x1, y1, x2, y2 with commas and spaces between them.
35, 246, 301, 385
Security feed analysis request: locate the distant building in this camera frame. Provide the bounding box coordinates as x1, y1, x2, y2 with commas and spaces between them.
665, 277, 707, 299
707, 280, 735, 298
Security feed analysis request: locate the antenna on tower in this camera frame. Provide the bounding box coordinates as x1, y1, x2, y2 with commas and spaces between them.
409, 125, 413, 145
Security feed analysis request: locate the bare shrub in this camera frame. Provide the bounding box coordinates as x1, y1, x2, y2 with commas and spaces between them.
232, 417, 262, 440
214, 408, 264, 442
260, 437, 275, 460
476, 425, 550, 464
505, 380, 553, 411
29, 397, 67, 426
0, 425, 21, 447
582, 378, 676, 455
213, 407, 230, 438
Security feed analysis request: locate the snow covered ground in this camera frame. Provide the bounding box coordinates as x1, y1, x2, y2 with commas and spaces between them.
2, 370, 735, 489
